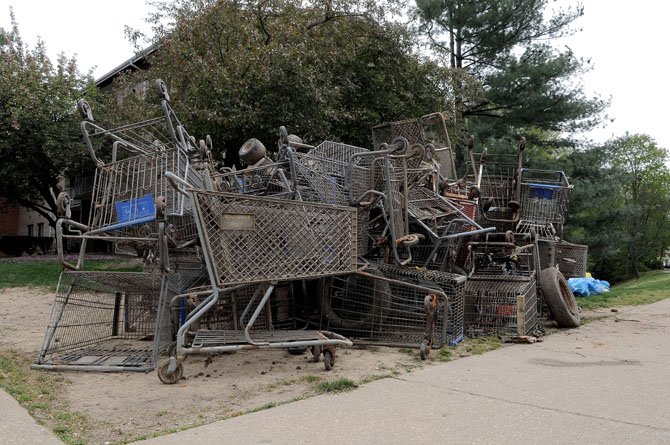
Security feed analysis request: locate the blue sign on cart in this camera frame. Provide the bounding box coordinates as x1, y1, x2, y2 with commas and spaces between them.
115, 194, 156, 226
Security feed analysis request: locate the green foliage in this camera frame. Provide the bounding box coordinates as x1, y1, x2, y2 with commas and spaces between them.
564, 134, 670, 282
0, 11, 97, 224
577, 271, 670, 309
113, 0, 451, 164
415, 0, 607, 151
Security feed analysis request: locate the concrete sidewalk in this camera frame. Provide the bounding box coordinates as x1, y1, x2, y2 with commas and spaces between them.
0, 388, 63, 444
135, 299, 670, 445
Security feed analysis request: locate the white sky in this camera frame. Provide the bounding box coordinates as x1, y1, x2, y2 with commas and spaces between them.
1, 0, 669, 149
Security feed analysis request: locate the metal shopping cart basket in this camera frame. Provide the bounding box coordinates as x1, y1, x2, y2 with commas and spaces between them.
155, 174, 357, 383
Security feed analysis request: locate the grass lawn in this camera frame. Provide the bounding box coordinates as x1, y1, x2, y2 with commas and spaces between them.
576, 270, 670, 310
0, 260, 143, 290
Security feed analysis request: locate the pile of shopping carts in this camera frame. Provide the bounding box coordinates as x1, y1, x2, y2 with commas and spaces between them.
34, 80, 586, 383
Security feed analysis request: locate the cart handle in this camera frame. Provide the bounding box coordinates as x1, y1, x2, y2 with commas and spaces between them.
165, 171, 191, 196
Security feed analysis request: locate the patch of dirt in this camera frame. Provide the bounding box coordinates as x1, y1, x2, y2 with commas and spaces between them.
0, 286, 428, 444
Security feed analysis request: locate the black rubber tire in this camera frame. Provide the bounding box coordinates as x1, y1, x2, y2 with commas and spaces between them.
157, 359, 183, 384
539, 267, 580, 328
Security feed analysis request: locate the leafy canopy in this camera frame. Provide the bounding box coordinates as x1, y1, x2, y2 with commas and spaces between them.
0, 10, 96, 224
116, 0, 451, 163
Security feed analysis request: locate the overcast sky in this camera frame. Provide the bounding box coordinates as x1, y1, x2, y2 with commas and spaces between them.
1, 0, 669, 150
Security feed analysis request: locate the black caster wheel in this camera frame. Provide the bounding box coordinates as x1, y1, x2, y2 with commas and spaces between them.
157, 359, 183, 384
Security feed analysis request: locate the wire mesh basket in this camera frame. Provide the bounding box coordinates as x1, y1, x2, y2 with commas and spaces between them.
518, 169, 572, 226
87, 148, 204, 244
190, 190, 358, 286
34, 271, 170, 372
464, 276, 538, 337
316, 263, 465, 348
556, 240, 588, 278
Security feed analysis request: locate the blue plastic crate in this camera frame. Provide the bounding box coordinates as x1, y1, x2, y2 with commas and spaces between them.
527, 183, 559, 200
113, 194, 156, 228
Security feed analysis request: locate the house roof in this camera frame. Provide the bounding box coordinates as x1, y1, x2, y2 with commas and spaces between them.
95, 43, 159, 89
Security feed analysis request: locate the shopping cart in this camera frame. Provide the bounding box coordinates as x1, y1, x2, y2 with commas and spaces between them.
316, 262, 464, 353
56, 82, 207, 270
515, 169, 573, 239
463, 233, 540, 337
371, 112, 457, 180
33, 271, 171, 372
155, 173, 357, 383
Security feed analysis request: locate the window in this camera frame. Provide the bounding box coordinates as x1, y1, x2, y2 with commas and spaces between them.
37, 223, 44, 237
27, 224, 33, 236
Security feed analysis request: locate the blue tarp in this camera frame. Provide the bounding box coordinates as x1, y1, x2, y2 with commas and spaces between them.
568, 277, 610, 297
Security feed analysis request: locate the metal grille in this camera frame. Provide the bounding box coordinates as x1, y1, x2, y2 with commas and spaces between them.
464, 277, 538, 337
309, 140, 369, 164
35, 271, 167, 371
290, 152, 350, 206
518, 169, 572, 225
88, 148, 203, 242
408, 187, 468, 233
378, 264, 466, 346
192, 191, 358, 285
372, 118, 423, 149
557, 241, 588, 278
318, 264, 461, 348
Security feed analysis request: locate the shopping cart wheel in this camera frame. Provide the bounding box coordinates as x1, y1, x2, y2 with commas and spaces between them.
323, 350, 335, 371
157, 358, 183, 385
419, 340, 430, 360
539, 267, 580, 328
311, 345, 322, 363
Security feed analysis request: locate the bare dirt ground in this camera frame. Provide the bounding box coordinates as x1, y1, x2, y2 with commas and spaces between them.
0, 286, 432, 444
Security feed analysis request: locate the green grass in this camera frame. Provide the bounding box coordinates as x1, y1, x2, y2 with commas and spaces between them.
0, 350, 90, 445
577, 271, 670, 310
0, 260, 143, 289
314, 378, 358, 394
437, 347, 453, 362
462, 336, 503, 355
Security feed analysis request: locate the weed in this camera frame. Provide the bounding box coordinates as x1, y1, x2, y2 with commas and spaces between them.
437, 347, 453, 362
314, 378, 358, 394
359, 373, 392, 384
463, 336, 503, 355
300, 374, 322, 383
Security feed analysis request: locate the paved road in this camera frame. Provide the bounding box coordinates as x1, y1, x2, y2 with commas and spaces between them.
135, 299, 670, 444
3, 299, 668, 444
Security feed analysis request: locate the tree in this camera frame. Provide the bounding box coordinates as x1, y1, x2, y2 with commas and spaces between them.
414, 0, 607, 161
605, 134, 670, 278
564, 134, 670, 281
116, 0, 451, 163
0, 11, 96, 227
